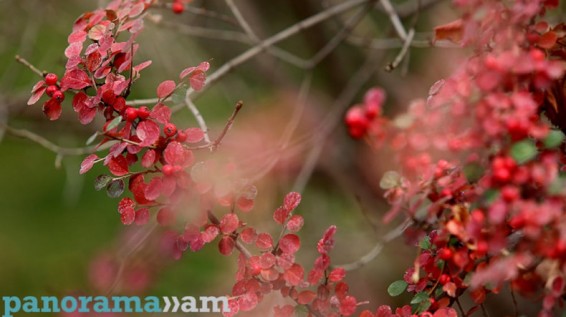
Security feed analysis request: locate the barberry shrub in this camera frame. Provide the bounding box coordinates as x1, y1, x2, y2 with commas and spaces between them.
13, 0, 566, 316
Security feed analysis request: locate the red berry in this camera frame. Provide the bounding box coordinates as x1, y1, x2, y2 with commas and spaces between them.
162, 164, 175, 176
438, 247, 453, 261
439, 274, 451, 285
46, 85, 58, 97
345, 106, 369, 139
172, 2, 184, 14
138, 106, 150, 120
45, 73, 58, 86
52, 90, 65, 102
164, 123, 178, 137
124, 107, 138, 122
175, 131, 187, 142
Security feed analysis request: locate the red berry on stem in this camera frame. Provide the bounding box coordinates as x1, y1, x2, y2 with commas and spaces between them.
175, 131, 187, 142
46, 85, 58, 97
138, 106, 150, 120
45, 73, 58, 86
124, 107, 138, 122
164, 123, 177, 137
52, 90, 65, 102
438, 247, 453, 261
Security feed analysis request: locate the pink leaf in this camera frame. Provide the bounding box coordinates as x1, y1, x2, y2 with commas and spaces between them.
149, 103, 171, 124
80, 154, 98, 174
134, 208, 150, 225
156, 80, 176, 99
28, 80, 46, 105
189, 71, 206, 91
297, 291, 316, 305
219, 213, 239, 234
120, 207, 135, 225
339, 296, 357, 316
283, 263, 304, 286
179, 61, 210, 79
61, 69, 91, 91
329, 267, 346, 282
185, 128, 205, 143
164, 141, 194, 167
118, 197, 136, 214
219, 236, 235, 256
279, 234, 300, 254
240, 228, 257, 244
145, 177, 162, 201
133, 60, 152, 74
202, 225, 219, 243
141, 149, 156, 168
286, 215, 304, 232
284, 192, 301, 211
136, 120, 160, 147
273, 206, 290, 224
72, 92, 87, 112
255, 233, 273, 250
42, 99, 62, 121
79, 106, 98, 125
107, 155, 129, 176
64, 42, 83, 58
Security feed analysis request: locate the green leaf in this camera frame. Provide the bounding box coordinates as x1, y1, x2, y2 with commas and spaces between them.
419, 236, 431, 250
544, 130, 564, 148
510, 139, 537, 164
463, 163, 483, 182
387, 280, 407, 297
105, 115, 123, 132
94, 175, 113, 191
380, 171, 401, 190
106, 179, 125, 198
410, 292, 429, 304
483, 189, 500, 204
86, 131, 99, 145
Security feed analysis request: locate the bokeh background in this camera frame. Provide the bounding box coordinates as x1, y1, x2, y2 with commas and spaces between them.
0, 0, 551, 316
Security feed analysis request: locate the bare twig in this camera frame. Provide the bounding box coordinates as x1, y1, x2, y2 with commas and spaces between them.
379, 0, 408, 40
210, 100, 243, 151
185, 98, 211, 144
3, 125, 104, 156
15, 55, 45, 78
149, 18, 251, 44
152, 2, 239, 26
385, 28, 415, 72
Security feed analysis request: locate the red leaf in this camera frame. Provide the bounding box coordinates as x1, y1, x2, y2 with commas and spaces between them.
339, 296, 357, 316
86, 51, 102, 72
219, 213, 239, 234
120, 207, 135, 225
284, 192, 301, 211
273, 206, 290, 224
164, 141, 194, 167
118, 197, 136, 214
72, 92, 88, 112
283, 263, 304, 286
539, 31, 558, 49
145, 177, 162, 201
202, 225, 219, 243
79, 106, 97, 125
279, 234, 300, 254
80, 154, 98, 174
61, 69, 91, 91
157, 207, 175, 226
286, 215, 304, 232
28, 80, 46, 105
255, 233, 273, 250
433, 19, 463, 44
136, 120, 160, 147
296, 291, 316, 305
273, 305, 295, 317
259, 253, 276, 269
240, 228, 257, 244
64, 42, 83, 58
149, 103, 171, 124
236, 197, 254, 212
189, 71, 206, 91
134, 208, 150, 225
129, 174, 152, 204
141, 149, 156, 168
329, 267, 346, 282
42, 99, 62, 121
219, 236, 235, 256
185, 128, 205, 143
108, 155, 129, 176
179, 61, 210, 79
318, 225, 337, 254
157, 80, 176, 99
133, 60, 152, 74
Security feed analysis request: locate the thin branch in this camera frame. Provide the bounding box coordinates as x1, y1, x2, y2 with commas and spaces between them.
379, 0, 408, 40
336, 219, 411, 271
3, 125, 103, 156
385, 28, 415, 72
148, 18, 251, 44
15, 55, 45, 78
185, 98, 211, 144
210, 100, 243, 151
152, 2, 239, 26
